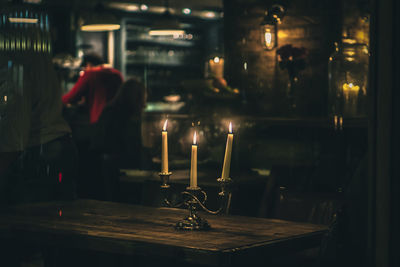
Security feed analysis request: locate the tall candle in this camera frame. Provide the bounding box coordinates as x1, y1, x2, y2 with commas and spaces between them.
161, 120, 169, 173
190, 131, 198, 188
221, 122, 233, 180
208, 57, 224, 79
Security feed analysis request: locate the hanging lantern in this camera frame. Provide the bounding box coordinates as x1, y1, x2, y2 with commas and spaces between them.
260, 4, 285, 51
260, 17, 277, 50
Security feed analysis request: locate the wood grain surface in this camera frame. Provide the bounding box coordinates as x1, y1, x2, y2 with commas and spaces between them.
0, 199, 327, 266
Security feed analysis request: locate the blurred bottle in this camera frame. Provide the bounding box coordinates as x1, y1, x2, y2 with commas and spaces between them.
328, 37, 369, 118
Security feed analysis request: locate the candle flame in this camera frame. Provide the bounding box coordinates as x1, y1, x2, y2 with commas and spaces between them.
229, 122, 233, 133
163, 119, 168, 131
193, 131, 197, 145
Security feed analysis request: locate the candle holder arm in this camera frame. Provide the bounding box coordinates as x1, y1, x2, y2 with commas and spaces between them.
161, 186, 185, 208
160, 172, 233, 230
181, 190, 228, 215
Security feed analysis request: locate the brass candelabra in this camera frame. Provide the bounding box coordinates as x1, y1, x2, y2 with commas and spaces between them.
159, 172, 232, 230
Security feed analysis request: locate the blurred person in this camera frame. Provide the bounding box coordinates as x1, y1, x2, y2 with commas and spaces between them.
0, 33, 78, 267
79, 78, 147, 200
92, 78, 147, 156
0, 53, 77, 205
62, 53, 123, 124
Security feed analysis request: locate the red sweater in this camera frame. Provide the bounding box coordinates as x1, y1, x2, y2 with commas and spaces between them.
62, 67, 123, 124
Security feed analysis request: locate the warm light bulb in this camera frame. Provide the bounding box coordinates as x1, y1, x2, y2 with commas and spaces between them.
261, 24, 276, 50
229, 122, 233, 133
213, 56, 220, 63
265, 31, 272, 46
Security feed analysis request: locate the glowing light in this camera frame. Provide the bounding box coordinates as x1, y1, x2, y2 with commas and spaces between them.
58, 172, 62, 183
343, 38, 356, 44
345, 51, 355, 56
109, 3, 139, 12
149, 29, 185, 36
140, 4, 148, 11
213, 56, 220, 63
3, 95, 7, 102
182, 8, 191, 15
343, 82, 360, 92
244, 62, 247, 70
149, 6, 167, 14
81, 24, 120, 32
126, 5, 140, 11
261, 24, 276, 50
265, 31, 272, 47
277, 31, 288, 38
202, 11, 216, 19
229, 122, 233, 133
8, 18, 38, 24
193, 131, 197, 145
58, 209, 62, 217
163, 120, 168, 131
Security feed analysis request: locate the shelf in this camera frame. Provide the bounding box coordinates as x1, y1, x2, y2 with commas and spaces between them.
126, 37, 196, 48
125, 62, 200, 69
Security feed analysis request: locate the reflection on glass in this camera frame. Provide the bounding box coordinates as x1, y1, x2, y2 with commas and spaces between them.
328, 39, 369, 118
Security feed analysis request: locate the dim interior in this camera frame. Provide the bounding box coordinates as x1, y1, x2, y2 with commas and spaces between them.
1, 0, 397, 266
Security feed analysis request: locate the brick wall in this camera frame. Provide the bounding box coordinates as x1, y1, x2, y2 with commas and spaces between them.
224, 0, 344, 117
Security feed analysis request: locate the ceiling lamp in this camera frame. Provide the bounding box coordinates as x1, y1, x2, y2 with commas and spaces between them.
260, 4, 285, 50
1, 0, 52, 53
80, 3, 120, 32
4, 0, 40, 24
148, 0, 185, 36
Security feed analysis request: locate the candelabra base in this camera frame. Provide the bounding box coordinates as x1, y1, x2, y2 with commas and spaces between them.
175, 214, 210, 230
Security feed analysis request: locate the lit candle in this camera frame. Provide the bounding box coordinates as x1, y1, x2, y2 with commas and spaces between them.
221, 122, 233, 180
342, 82, 360, 116
190, 131, 198, 188
161, 120, 169, 173
208, 57, 224, 79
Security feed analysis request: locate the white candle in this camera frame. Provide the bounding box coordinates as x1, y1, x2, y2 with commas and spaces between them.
221, 122, 233, 180
161, 120, 169, 173
190, 131, 198, 188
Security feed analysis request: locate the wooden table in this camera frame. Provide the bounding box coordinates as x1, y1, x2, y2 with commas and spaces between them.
0, 199, 327, 266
